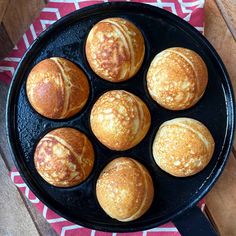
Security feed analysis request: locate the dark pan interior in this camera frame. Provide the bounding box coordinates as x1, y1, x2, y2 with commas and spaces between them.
6, 2, 235, 232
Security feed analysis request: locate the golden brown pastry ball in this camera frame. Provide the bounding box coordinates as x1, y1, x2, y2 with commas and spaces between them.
34, 127, 94, 187
147, 47, 208, 110
85, 18, 145, 82
152, 118, 215, 177
90, 90, 151, 151
26, 57, 89, 119
96, 157, 154, 222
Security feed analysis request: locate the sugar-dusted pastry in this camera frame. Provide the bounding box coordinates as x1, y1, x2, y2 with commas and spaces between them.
147, 47, 208, 110
86, 18, 145, 82
152, 118, 215, 177
90, 90, 151, 151
26, 57, 89, 119
96, 157, 154, 222
34, 127, 94, 187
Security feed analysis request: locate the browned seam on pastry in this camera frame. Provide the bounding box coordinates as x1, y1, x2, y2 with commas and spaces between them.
175, 122, 210, 151
63, 99, 88, 117
45, 134, 86, 178
123, 91, 140, 140
102, 19, 135, 77
122, 159, 148, 221
50, 58, 70, 118
49, 59, 88, 118
163, 121, 210, 152
133, 94, 145, 132
132, 97, 143, 141
110, 24, 130, 80
167, 49, 200, 103
80, 136, 89, 169
163, 50, 195, 105
102, 19, 133, 79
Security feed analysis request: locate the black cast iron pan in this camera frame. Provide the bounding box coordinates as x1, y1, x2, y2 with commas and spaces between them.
6, 2, 235, 235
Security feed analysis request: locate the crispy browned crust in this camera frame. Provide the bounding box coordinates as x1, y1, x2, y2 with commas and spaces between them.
85, 18, 145, 82
26, 57, 89, 119
152, 118, 215, 177
96, 157, 154, 221
34, 128, 94, 187
147, 47, 208, 110
90, 90, 151, 151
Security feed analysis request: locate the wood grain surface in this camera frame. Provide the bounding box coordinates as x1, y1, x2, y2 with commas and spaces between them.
216, 0, 236, 41
0, 1, 8, 21
204, 0, 236, 235
0, 0, 235, 235
205, 0, 236, 152
206, 153, 236, 236
3, 0, 46, 45
0, 0, 46, 59
0, 153, 39, 236
0, 1, 13, 59
0, 82, 57, 236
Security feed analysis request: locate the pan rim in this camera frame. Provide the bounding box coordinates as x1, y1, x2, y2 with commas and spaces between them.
6, 2, 235, 232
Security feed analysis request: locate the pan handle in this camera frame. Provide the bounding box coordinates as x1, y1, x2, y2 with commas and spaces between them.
172, 206, 219, 236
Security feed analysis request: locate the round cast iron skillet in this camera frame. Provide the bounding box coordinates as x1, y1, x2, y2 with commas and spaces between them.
6, 2, 235, 235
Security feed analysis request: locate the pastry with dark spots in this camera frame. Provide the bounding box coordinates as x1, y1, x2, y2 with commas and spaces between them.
96, 157, 154, 221
86, 18, 145, 82
147, 47, 208, 110
90, 90, 151, 151
34, 127, 94, 187
26, 57, 89, 119
152, 118, 215, 177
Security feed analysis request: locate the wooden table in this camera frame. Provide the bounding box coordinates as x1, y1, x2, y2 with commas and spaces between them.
0, 0, 235, 235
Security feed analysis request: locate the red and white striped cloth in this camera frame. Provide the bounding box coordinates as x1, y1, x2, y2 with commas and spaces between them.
10, 167, 205, 236
1, 1, 205, 235
0, 0, 205, 85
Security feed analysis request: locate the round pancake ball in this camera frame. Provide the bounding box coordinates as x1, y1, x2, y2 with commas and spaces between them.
26, 57, 89, 119
147, 47, 208, 110
152, 118, 215, 177
96, 157, 154, 221
34, 127, 94, 187
90, 90, 151, 151
86, 18, 145, 82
